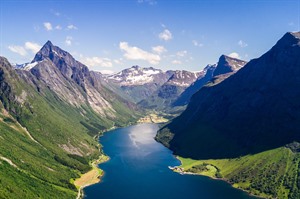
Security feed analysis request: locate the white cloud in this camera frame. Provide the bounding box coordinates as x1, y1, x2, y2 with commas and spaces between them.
137, 0, 157, 5
80, 55, 113, 68
65, 36, 73, 46
55, 25, 62, 30
25, 42, 41, 54
176, 50, 187, 57
43, 22, 53, 31
228, 52, 240, 59
67, 24, 78, 30
172, 60, 182, 65
192, 40, 203, 47
159, 29, 173, 41
8, 45, 27, 56
119, 42, 160, 65
238, 40, 248, 48
8, 41, 41, 56
152, 45, 167, 54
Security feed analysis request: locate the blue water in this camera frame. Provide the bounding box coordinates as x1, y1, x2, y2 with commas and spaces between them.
84, 123, 258, 199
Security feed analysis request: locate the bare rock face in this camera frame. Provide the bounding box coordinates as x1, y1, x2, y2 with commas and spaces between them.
158, 32, 300, 159
17, 41, 135, 118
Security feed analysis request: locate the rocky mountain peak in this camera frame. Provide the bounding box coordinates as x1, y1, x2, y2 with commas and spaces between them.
213, 54, 247, 76
274, 32, 300, 48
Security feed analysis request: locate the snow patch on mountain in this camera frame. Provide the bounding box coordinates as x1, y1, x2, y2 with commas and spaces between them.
14, 61, 40, 71
107, 66, 164, 86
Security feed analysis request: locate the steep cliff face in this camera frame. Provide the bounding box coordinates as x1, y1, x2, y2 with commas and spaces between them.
157, 32, 300, 159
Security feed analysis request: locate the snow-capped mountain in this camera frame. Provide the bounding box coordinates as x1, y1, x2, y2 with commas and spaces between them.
166, 70, 200, 87
107, 65, 172, 86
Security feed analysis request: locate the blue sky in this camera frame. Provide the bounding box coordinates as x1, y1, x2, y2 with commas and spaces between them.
0, 0, 299, 73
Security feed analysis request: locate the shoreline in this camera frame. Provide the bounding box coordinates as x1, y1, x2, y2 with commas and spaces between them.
169, 156, 265, 199
75, 154, 110, 199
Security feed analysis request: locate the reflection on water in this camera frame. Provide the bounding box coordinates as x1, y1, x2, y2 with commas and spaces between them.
128, 124, 158, 147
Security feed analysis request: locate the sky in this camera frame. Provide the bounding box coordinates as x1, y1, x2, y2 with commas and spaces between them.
0, 0, 299, 73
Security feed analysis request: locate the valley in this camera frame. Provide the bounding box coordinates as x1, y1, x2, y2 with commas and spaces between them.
0, 3, 299, 197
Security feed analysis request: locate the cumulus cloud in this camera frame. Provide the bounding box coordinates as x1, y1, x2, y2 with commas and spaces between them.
159, 29, 173, 41
119, 42, 160, 65
8, 45, 27, 56
8, 41, 41, 56
238, 40, 248, 48
25, 42, 42, 54
152, 45, 167, 54
137, 0, 157, 5
67, 24, 78, 30
43, 22, 53, 31
80, 56, 113, 67
192, 40, 204, 47
176, 50, 187, 57
172, 60, 182, 65
65, 36, 73, 46
228, 52, 240, 59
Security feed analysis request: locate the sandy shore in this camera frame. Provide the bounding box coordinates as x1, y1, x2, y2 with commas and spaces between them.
74, 155, 109, 199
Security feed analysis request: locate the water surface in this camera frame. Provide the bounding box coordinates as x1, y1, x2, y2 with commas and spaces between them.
84, 123, 258, 199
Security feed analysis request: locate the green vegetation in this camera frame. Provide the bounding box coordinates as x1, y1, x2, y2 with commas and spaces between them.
177, 146, 300, 199
0, 57, 138, 198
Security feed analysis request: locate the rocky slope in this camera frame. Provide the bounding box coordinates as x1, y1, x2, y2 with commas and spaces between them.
138, 70, 200, 111
157, 32, 300, 159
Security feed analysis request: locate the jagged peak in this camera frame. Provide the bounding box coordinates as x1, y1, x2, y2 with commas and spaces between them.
213, 54, 247, 77
44, 40, 54, 47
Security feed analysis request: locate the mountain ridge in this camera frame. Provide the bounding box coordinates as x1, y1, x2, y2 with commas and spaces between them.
157, 31, 300, 159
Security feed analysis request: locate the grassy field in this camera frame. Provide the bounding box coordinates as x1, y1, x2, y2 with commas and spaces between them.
176, 146, 300, 199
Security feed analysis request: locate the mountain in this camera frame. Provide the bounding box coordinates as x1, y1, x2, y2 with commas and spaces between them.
106, 65, 174, 103
138, 70, 200, 111
21, 41, 137, 123
174, 55, 246, 107
172, 64, 216, 106
0, 41, 138, 198
157, 32, 300, 159
213, 55, 247, 76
